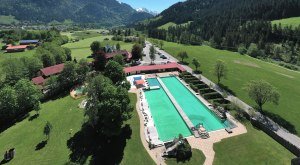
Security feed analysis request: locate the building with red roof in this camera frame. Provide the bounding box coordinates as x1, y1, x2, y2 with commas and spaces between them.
32, 76, 46, 86
6, 45, 28, 53
32, 64, 65, 86
124, 63, 186, 75
39, 64, 64, 77
105, 50, 132, 62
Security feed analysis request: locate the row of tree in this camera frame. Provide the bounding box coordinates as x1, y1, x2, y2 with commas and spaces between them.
35, 43, 72, 67
0, 29, 68, 45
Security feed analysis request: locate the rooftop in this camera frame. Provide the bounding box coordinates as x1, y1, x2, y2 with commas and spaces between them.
41, 64, 64, 77
6, 45, 28, 50
124, 63, 185, 73
32, 76, 45, 85
105, 50, 132, 60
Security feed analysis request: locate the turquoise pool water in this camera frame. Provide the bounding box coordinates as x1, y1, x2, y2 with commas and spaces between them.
161, 77, 225, 132
144, 78, 192, 141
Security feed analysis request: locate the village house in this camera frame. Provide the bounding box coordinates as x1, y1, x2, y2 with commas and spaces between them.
31, 64, 65, 87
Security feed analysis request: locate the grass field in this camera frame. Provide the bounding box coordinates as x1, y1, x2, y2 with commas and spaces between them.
0, 93, 154, 165
0, 96, 84, 164
214, 110, 295, 165
63, 35, 134, 60
156, 40, 300, 136
158, 22, 193, 30
272, 17, 300, 28
61, 30, 103, 40
166, 149, 206, 165
0, 15, 19, 25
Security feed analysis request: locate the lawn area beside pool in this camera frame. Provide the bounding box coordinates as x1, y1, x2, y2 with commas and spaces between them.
63, 35, 134, 60
157, 40, 300, 136
213, 119, 295, 164
166, 149, 206, 165
0, 96, 84, 165
0, 93, 154, 165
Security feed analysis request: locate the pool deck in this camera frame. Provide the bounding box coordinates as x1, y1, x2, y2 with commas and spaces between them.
157, 77, 200, 138
130, 89, 167, 165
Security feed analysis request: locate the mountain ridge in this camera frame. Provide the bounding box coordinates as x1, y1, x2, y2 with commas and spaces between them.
0, 0, 153, 26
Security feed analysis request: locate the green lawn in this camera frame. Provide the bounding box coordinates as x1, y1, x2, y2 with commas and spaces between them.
61, 30, 103, 40
159, 41, 300, 136
272, 17, 300, 28
158, 22, 178, 30
0, 93, 154, 164
158, 22, 193, 30
166, 149, 206, 165
0, 96, 84, 164
0, 15, 19, 25
63, 35, 134, 60
121, 93, 155, 165
214, 119, 295, 164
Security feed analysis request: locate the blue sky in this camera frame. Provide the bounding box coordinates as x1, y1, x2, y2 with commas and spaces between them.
118, 0, 184, 12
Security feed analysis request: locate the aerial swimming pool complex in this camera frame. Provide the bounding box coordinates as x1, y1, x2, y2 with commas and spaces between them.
144, 76, 228, 142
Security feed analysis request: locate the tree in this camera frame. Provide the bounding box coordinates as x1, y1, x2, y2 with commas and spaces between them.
149, 45, 156, 64
14, 79, 42, 112
44, 121, 52, 140
178, 51, 188, 63
90, 41, 101, 54
85, 75, 133, 137
20, 57, 43, 79
113, 54, 124, 65
76, 59, 90, 84
116, 43, 121, 51
0, 86, 18, 125
131, 44, 143, 60
192, 58, 200, 72
214, 60, 227, 84
247, 43, 260, 57
245, 80, 280, 113
58, 62, 78, 88
40, 50, 56, 67
238, 44, 247, 55
104, 61, 126, 85
3, 59, 28, 85
94, 51, 107, 71
64, 47, 72, 61
175, 134, 192, 161
159, 40, 164, 49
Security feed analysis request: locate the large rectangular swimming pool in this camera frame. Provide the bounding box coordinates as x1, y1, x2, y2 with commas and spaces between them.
161, 77, 225, 132
144, 77, 226, 142
144, 78, 192, 141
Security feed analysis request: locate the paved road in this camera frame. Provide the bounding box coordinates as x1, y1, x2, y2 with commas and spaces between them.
145, 40, 300, 152
142, 41, 174, 65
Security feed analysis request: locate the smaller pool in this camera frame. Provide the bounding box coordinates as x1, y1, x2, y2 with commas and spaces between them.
75, 86, 86, 95
147, 78, 160, 87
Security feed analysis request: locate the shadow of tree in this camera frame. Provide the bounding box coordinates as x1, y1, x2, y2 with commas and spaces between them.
218, 83, 236, 96
0, 159, 11, 165
35, 140, 47, 151
264, 111, 297, 134
67, 124, 132, 164
28, 114, 39, 121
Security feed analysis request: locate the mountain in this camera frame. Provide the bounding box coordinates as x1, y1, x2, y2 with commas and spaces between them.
136, 8, 159, 16
137, 0, 300, 66
141, 0, 300, 28
0, 0, 153, 26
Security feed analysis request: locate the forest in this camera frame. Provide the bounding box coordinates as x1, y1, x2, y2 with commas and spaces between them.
136, 0, 300, 69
